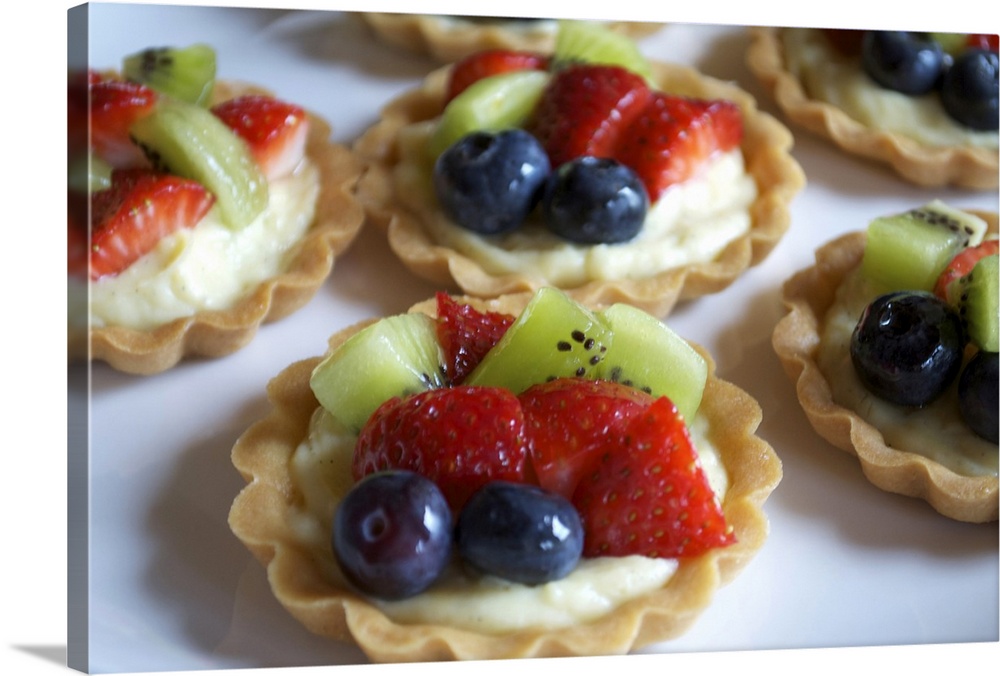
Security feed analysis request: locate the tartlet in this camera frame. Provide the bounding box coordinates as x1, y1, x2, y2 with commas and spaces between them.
228, 292, 782, 662
71, 81, 366, 376
353, 60, 804, 318
772, 213, 999, 523
358, 13, 663, 62
746, 26, 999, 189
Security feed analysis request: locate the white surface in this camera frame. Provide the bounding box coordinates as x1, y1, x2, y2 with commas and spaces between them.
74, 4, 999, 673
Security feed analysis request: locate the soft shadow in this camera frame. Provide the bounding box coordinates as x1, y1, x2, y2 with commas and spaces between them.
10, 645, 67, 666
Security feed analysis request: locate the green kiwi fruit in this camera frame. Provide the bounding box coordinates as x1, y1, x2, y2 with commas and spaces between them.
594, 303, 707, 421
948, 253, 999, 352
465, 287, 613, 392
862, 200, 988, 293
122, 44, 217, 106
552, 19, 655, 84
310, 313, 449, 433
428, 69, 550, 160
129, 100, 268, 230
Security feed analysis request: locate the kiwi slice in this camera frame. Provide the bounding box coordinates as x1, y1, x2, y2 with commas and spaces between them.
129, 100, 268, 230
552, 19, 655, 84
68, 154, 111, 194
929, 32, 967, 55
594, 303, 707, 421
862, 200, 988, 293
465, 287, 613, 392
123, 44, 216, 106
310, 313, 449, 433
428, 69, 550, 160
948, 253, 999, 352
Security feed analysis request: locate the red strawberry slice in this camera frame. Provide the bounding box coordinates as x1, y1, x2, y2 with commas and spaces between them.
353, 385, 529, 511
434, 292, 515, 384
614, 93, 743, 203
68, 69, 100, 157
934, 239, 1000, 301
211, 95, 309, 180
966, 33, 999, 52
90, 77, 158, 168
519, 377, 655, 498
445, 49, 550, 103
90, 168, 215, 280
572, 396, 734, 559
528, 63, 652, 169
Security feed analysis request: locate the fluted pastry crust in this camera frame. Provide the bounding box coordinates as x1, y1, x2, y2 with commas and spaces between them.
228, 292, 782, 662
353, 60, 804, 318
746, 27, 998, 190
772, 214, 999, 523
358, 13, 664, 62
72, 81, 366, 375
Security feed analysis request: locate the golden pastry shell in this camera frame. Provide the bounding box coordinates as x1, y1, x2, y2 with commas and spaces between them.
353, 60, 805, 318
72, 81, 366, 375
228, 292, 782, 662
358, 13, 664, 62
772, 214, 999, 523
746, 27, 999, 190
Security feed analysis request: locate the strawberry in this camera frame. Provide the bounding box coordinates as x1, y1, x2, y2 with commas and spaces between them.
68, 69, 100, 157
966, 33, 999, 53
527, 64, 652, 169
445, 49, 550, 103
434, 292, 514, 384
352, 385, 529, 510
67, 193, 89, 279
90, 76, 158, 168
614, 93, 743, 203
572, 396, 734, 559
934, 239, 1000, 301
519, 378, 655, 498
90, 168, 215, 280
211, 95, 309, 180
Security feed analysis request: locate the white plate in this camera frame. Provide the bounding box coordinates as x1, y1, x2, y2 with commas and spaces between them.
74, 5, 998, 673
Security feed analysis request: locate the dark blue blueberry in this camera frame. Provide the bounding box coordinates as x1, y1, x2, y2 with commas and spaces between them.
940, 48, 999, 131
433, 129, 551, 235
958, 351, 999, 443
332, 470, 452, 600
455, 481, 583, 585
541, 156, 648, 244
850, 291, 966, 407
862, 31, 946, 95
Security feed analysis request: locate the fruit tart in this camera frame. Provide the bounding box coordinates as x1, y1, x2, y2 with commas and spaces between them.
746, 27, 999, 189
67, 44, 365, 375
229, 287, 782, 662
773, 201, 998, 523
357, 12, 663, 62
354, 21, 804, 317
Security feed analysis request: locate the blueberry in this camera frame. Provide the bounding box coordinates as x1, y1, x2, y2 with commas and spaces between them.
850, 291, 966, 407
940, 48, 999, 131
332, 470, 453, 600
541, 156, 648, 244
455, 481, 583, 585
958, 351, 999, 443
862, 31, 946, 95
433, 129, 551, 235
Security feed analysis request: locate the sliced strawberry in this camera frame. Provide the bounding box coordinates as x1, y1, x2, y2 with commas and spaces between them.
572, 396, 734, 559
966, 33, 999, 53
434, 292, 515, 384
519, 377, 655, 498
527, 63, 652, 169
934, 239, 1000, 301
445, 49, 550, 103
614, 93, 743, 203
211, 95, 309, 180
90, 168, 215, 280
90, 77, 158, 168
68, 69, 101, 157
353, 385, 529, 511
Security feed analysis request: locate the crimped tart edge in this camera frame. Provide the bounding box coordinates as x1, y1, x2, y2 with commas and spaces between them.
352, 59, 805, 318
772, 215, 999, 523
357, 13, 664, 62
745, 26, 999, 190
228, 292, 782, 662
74, 81, 366, 376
